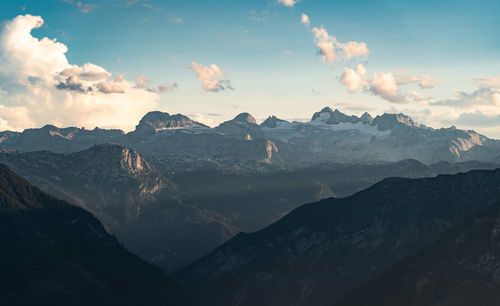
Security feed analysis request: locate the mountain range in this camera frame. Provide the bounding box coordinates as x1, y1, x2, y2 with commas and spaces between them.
1, 142, 497, 272
3, 107, 500, 306
2, 108, 500, 272
2, 124, 500, 305
1, 107, 499, 168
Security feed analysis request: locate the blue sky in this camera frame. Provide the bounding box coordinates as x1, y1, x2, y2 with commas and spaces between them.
0, 0, 499, 136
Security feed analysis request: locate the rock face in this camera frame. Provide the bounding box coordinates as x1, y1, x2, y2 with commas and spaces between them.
176, 169, 500, 306
1, 108, 499, 166
0, 143, 165, 229
0, 164, 186, 306
335, 203, 500, 306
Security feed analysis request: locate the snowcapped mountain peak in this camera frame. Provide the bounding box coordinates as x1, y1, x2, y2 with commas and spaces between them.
311, 107, 361, 125
311, 107, 334, 121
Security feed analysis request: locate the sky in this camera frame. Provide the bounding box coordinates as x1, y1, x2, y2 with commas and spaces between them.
0, 0, 499, 136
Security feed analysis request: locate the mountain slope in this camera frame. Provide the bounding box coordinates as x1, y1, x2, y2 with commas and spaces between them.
0, 164, 186, 306
0, 125, 123, 153
2, 144, 497, 273
0, 143, 168, 229
335, 203, 500, 306
176, 169, 500, 306
0, 145, 238, 272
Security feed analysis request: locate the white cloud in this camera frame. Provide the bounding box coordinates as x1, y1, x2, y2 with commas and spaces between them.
430, 78, 500, 133
311, 26, 369, 63
339, 64, 368, 92
341, 41, 370, 59
301, 13, 310, 26
311, 27, 338, 63
432, 76, 500, 112
435, 87, 500, 108
339, 65, 441, 104
370, 72, 407, 103
283, 50, 293, 55
189, 62, 234, 92
1, 15, 69, 77
0, 14, 177, 132
277, 0, 299, 7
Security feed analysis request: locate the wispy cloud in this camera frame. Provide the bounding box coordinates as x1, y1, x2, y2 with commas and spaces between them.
169, 16, 184, 23
249, 10, 272, 23
76, 2, 98, 13
116, 0, 152, 8
59, 0, 99, 13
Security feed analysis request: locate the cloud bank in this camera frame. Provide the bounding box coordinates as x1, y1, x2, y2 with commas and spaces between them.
0, 14, 174, 132
339, 64, 440, 104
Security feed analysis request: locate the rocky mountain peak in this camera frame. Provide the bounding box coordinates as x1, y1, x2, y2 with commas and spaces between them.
320, 106, 334, 113
260, 116, 288, 128
230, 113, 258, 125
360, 112, 373, 124
78, 143, 155, 175
311, 107, 334, 121
328, 110, 360, 125
372, 113, 419, 131
135, 111, 207, 133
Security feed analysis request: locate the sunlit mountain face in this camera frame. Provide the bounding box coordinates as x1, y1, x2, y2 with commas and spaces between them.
0, 1, 499, 305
